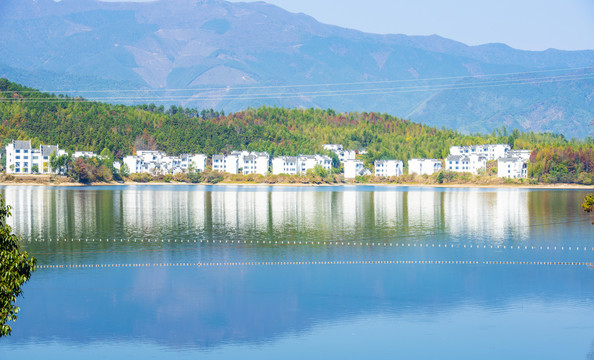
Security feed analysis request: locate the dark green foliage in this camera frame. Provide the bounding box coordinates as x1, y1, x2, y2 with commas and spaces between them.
0, 195, 36, 337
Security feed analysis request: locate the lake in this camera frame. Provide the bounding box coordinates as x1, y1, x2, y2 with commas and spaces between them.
0, 185, 593, 359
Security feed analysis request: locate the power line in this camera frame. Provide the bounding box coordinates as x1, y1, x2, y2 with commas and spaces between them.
1, 72, 593, 103
2, 66, 593, 95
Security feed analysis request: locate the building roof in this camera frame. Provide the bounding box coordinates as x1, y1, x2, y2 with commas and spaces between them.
40, 145, 58, 157
375, 159, 402, 164
13, 140, 32, 150
446, 155, 465, 161
498, 157, 525, 163
409, 158, 441, 162
212, 155, 224, 160
299, 155, 316, 160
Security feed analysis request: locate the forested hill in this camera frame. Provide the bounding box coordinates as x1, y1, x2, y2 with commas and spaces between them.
0, 79, 591, 170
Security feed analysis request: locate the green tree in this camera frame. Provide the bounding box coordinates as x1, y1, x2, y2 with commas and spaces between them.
0, 195, 36, 337
583, 194, 594, 213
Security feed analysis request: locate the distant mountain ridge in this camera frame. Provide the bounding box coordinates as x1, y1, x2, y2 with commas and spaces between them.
1, 0, 593, 138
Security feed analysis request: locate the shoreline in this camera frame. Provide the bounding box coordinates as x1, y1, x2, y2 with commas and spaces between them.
0, 179, 592, 190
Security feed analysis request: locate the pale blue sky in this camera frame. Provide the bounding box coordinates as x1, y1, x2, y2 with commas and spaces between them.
101, 0, 594, 50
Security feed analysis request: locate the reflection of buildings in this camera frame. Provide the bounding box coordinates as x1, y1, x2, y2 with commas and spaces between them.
3, 187, 70, 238
211, 191, 269, 231
374, 191, 404, 228
270, 191, 332, 232
443, 190, 528, 241
406, 191, 441, 230
1, 186, 530, 243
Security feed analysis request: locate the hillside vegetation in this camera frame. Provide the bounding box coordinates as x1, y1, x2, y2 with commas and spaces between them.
1, 79, 592, 184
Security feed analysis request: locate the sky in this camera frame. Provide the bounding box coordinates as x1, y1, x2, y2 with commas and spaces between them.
101, 0, 594, 51
235, 0, 594, 51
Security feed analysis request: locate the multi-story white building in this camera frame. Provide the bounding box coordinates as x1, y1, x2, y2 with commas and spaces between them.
298, 155, 332, 174
5, 140, 67, 174
344, 159, 370, 178
189, 154, 208, 172
374, 160, 403, 177
408, 158, 442, 175
498, 156, 529, 178
272, 154, 331, 175
445, 154, 487, 174
242, 152, 270, 175
272, 156, 299, 175
335, 149, 357, 163
449, 144, 510, 161
213, 151, 270, 175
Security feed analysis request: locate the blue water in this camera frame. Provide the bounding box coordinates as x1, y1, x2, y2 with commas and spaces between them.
1, 185, 593, 359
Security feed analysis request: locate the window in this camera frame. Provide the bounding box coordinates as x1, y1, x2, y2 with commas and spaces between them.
16, 156, 20, 159
16, 150, 20, 153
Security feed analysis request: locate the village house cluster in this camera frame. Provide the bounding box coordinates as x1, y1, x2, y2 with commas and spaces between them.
445, 144, 531, 178
4, 140, 531, 179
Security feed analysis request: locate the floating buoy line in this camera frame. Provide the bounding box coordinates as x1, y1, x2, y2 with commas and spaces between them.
22, 237, 594, 252
34, 259, 594, 270
22, 237, 593, 269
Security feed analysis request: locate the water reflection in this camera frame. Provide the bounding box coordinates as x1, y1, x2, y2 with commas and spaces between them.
2, 186, 587, 246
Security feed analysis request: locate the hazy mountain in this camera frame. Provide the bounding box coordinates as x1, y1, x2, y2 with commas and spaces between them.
1, 0, 593, 138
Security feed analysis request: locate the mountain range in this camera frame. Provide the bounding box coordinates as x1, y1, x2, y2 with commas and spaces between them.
1, 0, 593, 138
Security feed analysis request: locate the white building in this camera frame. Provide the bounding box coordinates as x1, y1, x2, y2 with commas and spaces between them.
498, 156, 529, 178
189, 154, 208, 172
272, 154, 332, 175
374, 160, 403, 177
212, 153, 239, 174
408, 158, 442, 176
449, 144, 510, 161
6, 140, 67, 174
242, 152, 270, 175
299, 155, 332, 174
272, 156, 299, 175
445, 154, 487, 174
507, 150, 532, 161
213, 151, 269, 175
123, 151, 207, 175
322, 144, 343, 152
74, 151, 97, 158
335, 149, 357, 163
323, 144, 357, 163
344, 159, 370, 179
